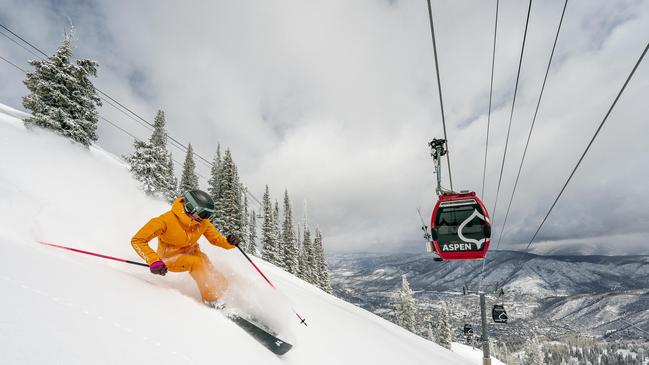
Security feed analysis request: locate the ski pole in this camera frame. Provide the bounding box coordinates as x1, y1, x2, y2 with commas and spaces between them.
236, 245, 308, 326
37, 240, 148, 267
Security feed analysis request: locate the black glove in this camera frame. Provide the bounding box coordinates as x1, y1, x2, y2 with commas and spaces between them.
226, 234, 241, 247
150, 260, 168, 276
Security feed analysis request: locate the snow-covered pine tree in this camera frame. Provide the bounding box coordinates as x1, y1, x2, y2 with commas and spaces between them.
179, 143, 199, 192
150, 110, 168, 147
272, 201, 284, 269
239, 192, 249, 248
299, 210, 315, 283
427, 322, 435, 342
395, 274, 418, 334
208, 148, 222, 226
524, 336, 545, 365
164, 153, 178, 201
248, 210, 259, 256
281, 190, 299, 274
125, 111, 177, 201
23, 30, 101, 147
149, 110, 176, 201
313, 227, 332, 293
213, 149, 242, 237
261, 186, 280, 264
435, 302, 452, 350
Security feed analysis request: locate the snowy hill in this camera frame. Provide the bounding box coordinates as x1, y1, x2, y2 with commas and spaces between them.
329, 252, 649, 342
0, 105, 500, 364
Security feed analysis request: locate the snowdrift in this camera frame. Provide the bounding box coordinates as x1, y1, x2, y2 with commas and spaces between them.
0, 105, 501, 364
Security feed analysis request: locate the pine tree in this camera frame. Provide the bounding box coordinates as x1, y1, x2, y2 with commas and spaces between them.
150, 110, 177, 201
239, 192, 249, 248
164, 153, 178, 201
524, 336, 545, 365
313, 227, 332, 293
213, 149, 242, 237
299, 209, 315, 283
248, 210, 259, 256
23, 30, 101, 147
395, 275, 418, 334
261, 186, 280, 264
208, 147, 222, 224
179, 143, 199, 192
427, 321, 435, 342
125, 111, 176, 201
150, 110, 168, 147
281, 190, 299, 274
435, 302, 452, 350
272, 201, 284, 268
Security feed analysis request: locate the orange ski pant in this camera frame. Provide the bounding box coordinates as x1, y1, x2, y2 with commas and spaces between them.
164, 251, 227, 302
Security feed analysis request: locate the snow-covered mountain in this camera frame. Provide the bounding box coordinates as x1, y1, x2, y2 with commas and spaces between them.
328, 251, 649, 342
0, 105, 503, 364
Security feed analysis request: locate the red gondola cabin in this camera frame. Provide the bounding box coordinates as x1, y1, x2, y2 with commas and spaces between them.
429, 191, 491, 261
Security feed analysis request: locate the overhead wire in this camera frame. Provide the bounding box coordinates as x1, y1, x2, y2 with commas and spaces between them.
525, 42, 648, 251
478, 0, 501, 293
482, 0, 500, 199
495, 0, 568, 250
0, 22, 261, 208
490, 0, 533, 227
426, 0, 453, 191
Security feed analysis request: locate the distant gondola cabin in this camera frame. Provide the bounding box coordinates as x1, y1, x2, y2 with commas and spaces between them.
492, 304, 508, 324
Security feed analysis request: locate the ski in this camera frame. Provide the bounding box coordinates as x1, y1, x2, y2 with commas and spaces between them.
225, 313, 293, 355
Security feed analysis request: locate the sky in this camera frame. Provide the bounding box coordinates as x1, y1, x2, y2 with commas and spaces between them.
0, 0, 647, 255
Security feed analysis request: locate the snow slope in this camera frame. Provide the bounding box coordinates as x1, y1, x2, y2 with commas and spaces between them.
0, 105, 501, 364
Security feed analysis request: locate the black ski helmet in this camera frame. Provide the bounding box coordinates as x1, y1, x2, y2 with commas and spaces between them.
183, 190, 215, 219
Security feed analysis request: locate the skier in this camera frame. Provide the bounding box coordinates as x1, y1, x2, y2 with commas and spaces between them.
131, 189, 241, 307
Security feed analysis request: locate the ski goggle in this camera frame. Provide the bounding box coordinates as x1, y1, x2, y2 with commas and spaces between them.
183, 194, 215, 220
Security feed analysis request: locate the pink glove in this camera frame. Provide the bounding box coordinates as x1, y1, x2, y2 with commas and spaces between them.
150, 261, 168, 276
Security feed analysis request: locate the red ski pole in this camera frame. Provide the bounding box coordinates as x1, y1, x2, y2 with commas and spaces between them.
236, 246, 307, 326
37, 240, 149, 268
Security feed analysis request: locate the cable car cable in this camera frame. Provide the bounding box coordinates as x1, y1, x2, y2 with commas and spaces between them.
495, 0, 568, 250
482, 0, 499, 199
525, 42, 648, 251
426, 0, 453, 191
490, 0, 533, 226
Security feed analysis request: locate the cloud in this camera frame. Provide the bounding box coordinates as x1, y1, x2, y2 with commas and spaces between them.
0, 0, 647, 254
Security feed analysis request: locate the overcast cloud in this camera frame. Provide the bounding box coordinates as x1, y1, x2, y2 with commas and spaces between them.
0, 0, 647, 255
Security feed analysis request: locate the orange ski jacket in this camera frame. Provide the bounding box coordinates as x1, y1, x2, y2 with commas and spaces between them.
131, 197, 235, 265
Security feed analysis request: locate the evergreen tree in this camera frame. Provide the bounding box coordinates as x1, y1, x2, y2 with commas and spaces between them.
272, 201, 284, 269
179, 143, 199, 192
240, 192, 249, 248
164, 152, 178, 201
281, 190, 299, 274
208, 147, 222, 224
248, 210, 259, 256
395, 275, 418, 334
299, 207, 315, 282
313, 227, 332, 293
261, 186, 280, 264
435, 302, 452, 350
125, 110, 176, 201
150, 110, 168, 147
23, 30, 101, 147
149, 110, 177, 201
213, 149, 242, 237
524, 336, 545, 365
